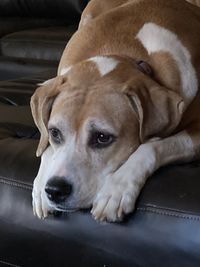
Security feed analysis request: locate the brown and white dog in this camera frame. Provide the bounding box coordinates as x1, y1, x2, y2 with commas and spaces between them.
31, 0, 200, 222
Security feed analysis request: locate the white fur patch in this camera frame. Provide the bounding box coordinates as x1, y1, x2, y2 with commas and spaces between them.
60, 66, 71, 76
89, 56, 119, 76
136, 22, 198, 105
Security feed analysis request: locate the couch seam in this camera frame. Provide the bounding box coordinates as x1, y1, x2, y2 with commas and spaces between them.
0, 259, 21, 267
1, 39, 68, 44
0, 175, 32, 191
137, 207, 200, 221
0, 175, 200, 221
0, 88, 34, 94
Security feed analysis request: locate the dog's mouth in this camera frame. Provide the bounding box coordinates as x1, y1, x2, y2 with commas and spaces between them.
55, 205, 79, 213
48, 201, 79, 213
47, 194, 93, 213
54, 203, 92, 214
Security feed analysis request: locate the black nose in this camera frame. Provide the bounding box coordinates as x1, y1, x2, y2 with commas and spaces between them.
45, 177, 72, 203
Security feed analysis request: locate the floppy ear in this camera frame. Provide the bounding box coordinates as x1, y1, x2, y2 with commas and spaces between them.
125, 84, 185, 142
30, 76, 64, 157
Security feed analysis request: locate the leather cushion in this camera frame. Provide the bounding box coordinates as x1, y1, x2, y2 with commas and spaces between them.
0, 0, 89, 19
0, 70, 56, 103
0, 17, 72, 38
1, 26, 76, 61
0, 56, 57, 81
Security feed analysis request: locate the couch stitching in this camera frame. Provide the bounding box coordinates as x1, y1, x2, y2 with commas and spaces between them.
0, 176, 32, 191
0, 259, 21, 267
1, 39, 68, 44
137, 207, 200, 221
0, 175, 200, 221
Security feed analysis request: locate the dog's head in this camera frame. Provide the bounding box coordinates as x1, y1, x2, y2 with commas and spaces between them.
31, 56, 184, 212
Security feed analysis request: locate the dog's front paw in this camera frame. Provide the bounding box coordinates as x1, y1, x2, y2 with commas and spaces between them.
91, 174, 140, 222
32, 178, 50, 219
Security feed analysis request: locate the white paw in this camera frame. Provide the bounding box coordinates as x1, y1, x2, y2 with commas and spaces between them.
91, 173, 141, 222
32, 178, 50, 219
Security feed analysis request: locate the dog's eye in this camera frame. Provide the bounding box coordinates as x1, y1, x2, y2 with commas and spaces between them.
88, 131, 115, 149
49, 128, 62, 144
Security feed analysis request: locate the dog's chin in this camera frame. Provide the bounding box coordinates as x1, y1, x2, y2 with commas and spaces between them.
47, 196, 93, 213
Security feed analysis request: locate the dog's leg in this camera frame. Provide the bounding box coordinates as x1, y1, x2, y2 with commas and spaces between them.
91, 129, 199, 222
32, 146, 53, 219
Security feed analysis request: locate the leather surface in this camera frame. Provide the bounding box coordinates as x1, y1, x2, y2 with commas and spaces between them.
0, 200, 199, 267
1, 26, 77, 61
139, 161, 200, 215
0, 56, 57, 80
0, 17, 71, 38
0, 0, 87, 80
0, 0, 88, 19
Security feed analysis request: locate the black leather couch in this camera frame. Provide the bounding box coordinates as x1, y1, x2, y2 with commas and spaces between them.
0, 1, 200, 266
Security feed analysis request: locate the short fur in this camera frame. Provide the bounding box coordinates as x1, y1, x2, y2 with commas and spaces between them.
31, 0, 200, 222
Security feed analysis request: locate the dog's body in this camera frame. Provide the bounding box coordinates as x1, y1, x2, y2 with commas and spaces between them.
31, 0, 200, 222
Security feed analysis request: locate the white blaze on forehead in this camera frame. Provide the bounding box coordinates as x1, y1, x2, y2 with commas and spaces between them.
89, 56, 119, 76
136, 22, 198, 105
